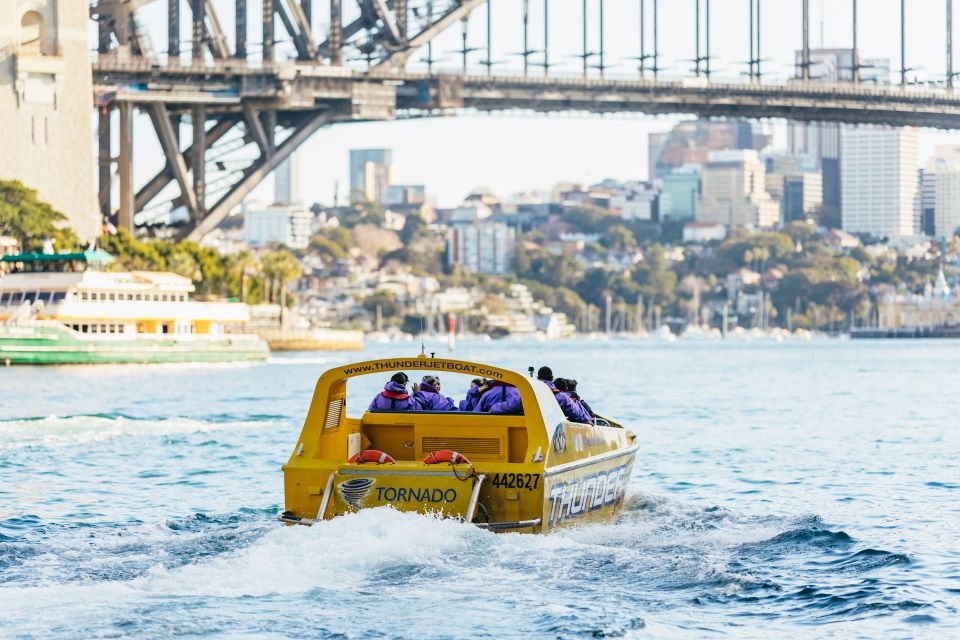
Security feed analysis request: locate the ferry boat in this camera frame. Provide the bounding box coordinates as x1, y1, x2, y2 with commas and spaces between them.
0, 249, 268, 364
280, 355, 639, 532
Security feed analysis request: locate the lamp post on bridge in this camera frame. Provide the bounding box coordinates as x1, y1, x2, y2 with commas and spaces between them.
802, 0, 810, 81
949, 0, 955, 90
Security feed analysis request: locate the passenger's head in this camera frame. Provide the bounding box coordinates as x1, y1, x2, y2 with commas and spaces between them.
537, 366, 553, 382
422, 374, 440, 390
470, 378, 483, 388
554, 378, 571, 392
390, 372, 409, 386
567, 379, 579, 391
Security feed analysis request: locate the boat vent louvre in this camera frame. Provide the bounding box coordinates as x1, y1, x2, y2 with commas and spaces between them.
324, 398, 343, 430
421, 437, 501, 458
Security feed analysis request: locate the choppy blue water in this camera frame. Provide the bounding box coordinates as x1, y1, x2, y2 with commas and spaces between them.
1, 339, 958, 638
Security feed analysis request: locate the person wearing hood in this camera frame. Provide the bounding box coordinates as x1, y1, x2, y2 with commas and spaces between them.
537, 366, 592, 424
459, 378, 484, 411
368, 372, 419, 412
413, 375, 458, 411
555, 377, 595, 422
474, 380, 523, 415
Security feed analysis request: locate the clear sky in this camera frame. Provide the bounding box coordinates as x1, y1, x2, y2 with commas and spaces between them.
122, 0, 960, 211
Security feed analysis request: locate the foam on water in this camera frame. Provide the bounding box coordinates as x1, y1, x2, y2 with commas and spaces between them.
1, 497, 944, 637
1, 340, 959, 637
0, 414, 279, 451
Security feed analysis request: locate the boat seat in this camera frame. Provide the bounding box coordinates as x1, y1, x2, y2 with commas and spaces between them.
359, 411, 529, 463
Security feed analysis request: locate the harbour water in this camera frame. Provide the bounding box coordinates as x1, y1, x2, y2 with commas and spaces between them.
1, 339, 958, 638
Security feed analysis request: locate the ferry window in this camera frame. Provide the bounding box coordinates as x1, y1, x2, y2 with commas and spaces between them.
0, 293, 7, 304
161, 323, 169, 334
91, 325, 98, 334
135, 293, 141, 301
52, 292, 65, 302
81, 324, 88, 333
109, 293, 115, 301
12, 293, 23, 303
23, 292, 36, 302
80, 292, 88, 301
161, 294, 168, 302
100, 324, 107, 333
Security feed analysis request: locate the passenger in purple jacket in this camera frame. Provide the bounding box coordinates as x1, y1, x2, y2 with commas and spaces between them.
475, 381, 523, 415
413, 375, 458, 411
555, 378, 595, 422
536, 366, 592, 424
368, 372, 419, 412
458, 378, 484, 411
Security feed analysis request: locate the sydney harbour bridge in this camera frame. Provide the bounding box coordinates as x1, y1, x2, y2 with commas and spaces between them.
90, 0, 960, 240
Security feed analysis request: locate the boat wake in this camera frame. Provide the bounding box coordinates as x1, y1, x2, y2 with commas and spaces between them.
0, 414, 284, 451
0, 493, 942, 638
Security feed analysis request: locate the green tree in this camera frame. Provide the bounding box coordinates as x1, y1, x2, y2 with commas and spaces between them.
167, 249, 201, 282
261, 249, 302, 323
0, 180, 79, 250
399, 212, 428, 244
602, 224, 638, 252
231, 249, 260, 303
362, 290, 402, 323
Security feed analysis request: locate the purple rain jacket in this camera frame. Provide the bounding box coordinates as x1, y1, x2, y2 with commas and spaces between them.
475, 382, 523, 415
413, 382, 458, 412
458, 386, 481, 411
541, 380, 593, 424
368, 381, 420, 412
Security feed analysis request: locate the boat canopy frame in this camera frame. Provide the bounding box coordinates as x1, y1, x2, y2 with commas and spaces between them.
292, 355, 567, 459
321, 355, 564, 422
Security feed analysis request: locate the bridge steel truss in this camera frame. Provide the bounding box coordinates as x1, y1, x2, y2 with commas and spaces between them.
92, 0, 960, 241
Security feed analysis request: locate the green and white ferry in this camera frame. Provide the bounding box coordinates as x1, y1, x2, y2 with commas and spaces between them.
0, 249, 268, 365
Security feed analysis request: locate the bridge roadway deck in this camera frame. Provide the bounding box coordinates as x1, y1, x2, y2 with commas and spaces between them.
93, 59, 960, 130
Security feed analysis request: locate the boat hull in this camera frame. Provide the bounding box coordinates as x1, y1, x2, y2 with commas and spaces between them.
0, 324, 269, 365
541, 445, 637, 530
282, 422, 638, 533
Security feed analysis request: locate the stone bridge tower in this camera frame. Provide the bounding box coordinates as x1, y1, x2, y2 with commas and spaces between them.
0, 0, 99, 240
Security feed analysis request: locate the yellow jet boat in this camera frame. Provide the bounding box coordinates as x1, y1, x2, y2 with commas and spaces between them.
280, 355, 639, 532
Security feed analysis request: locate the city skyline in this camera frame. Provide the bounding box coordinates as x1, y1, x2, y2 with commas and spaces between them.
116, 1, 960, 212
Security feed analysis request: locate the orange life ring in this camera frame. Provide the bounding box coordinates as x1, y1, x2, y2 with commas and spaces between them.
421, 450, 471, 465
348, 450, 396, 464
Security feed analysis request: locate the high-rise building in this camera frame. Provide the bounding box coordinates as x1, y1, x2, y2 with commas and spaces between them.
385, 185, 426, 206
275, 153, 301, 204
840, 126, 918, 238
659, 167, 701, 222
927, 145, 960, 238
0, 1, 99, 239
349, 149, 393, 203
764, 154, 822, 222
650, 120, 755, 179
610, 182, 660, 222
918, 169, 937, 237
790, 49, 891, 226
782, 174, 824, 222
699, 150, 780, 229
447, 222, 516, 275
243, 203, 312, 250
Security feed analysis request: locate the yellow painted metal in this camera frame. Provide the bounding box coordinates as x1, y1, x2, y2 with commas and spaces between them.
282, 355, 638, 532
330, 468, 477, 518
